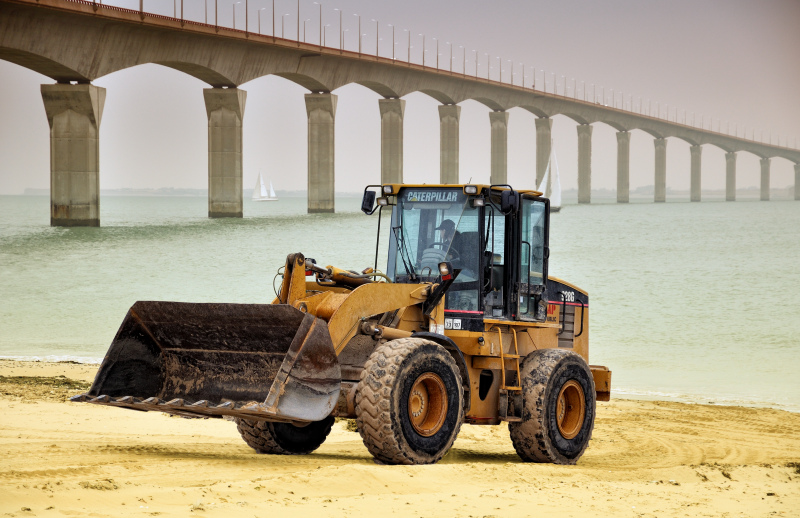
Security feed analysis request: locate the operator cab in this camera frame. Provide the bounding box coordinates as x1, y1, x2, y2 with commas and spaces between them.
366, 184, 550, 329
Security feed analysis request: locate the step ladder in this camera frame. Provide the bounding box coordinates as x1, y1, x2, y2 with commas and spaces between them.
491, 326, 523, 422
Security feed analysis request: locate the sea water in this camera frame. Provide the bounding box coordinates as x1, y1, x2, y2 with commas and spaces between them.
1, 194, 799, 411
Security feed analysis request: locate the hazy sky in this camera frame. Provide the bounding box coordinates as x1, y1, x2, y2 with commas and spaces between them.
1, 0, 798, 195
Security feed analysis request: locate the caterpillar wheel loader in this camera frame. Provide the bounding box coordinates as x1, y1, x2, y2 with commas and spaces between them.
73, 184, 611, 465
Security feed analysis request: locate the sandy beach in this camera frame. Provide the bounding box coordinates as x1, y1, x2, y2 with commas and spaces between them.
0, 360, 798, 517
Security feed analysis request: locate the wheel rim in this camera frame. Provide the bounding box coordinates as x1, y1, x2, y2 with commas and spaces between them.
408, 372, 448, 437
556, 380, 585, 440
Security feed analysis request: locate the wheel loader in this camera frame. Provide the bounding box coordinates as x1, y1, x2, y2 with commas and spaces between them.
73, 183, 612, 465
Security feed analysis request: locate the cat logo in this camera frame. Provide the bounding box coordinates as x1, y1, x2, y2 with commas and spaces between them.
406, 191, 459, 202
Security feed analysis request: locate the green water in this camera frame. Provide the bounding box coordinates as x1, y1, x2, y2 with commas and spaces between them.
1, 195, 798, 411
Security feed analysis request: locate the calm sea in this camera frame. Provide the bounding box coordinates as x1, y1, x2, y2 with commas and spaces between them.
1, 194, 799, 411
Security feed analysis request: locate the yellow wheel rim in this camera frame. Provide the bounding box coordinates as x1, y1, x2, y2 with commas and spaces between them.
408, 373, 448, 437
556, 380, 585, 440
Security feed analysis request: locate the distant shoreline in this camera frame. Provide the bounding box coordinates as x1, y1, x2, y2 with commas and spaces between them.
18, 188, 364, 198
13, 185, 795, 199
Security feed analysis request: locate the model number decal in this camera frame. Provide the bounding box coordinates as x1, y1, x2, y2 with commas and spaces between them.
561, 291, 575, 302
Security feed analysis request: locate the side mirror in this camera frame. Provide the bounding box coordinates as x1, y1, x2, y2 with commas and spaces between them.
501, 190, 519, 213
361, 190, 377, 215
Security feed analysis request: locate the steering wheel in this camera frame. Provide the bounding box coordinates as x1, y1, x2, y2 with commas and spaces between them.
427, 242, 460, 261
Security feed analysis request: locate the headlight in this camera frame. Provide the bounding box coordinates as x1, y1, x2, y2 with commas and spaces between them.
377, 197, 389, 206
471, 197, 485, 207
382, 185, 393, 194
464, 185, 478, 194
438, 262, 450, 276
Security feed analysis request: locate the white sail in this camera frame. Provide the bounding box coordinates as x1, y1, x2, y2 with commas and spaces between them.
259, 175, 269, 198
550, 147, 562, 210
537, 157, 551, 197
252, 172, 265, 200
253, 172, 279, 201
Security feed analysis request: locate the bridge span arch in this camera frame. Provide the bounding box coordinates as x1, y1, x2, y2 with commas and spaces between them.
2, 0, 797, 225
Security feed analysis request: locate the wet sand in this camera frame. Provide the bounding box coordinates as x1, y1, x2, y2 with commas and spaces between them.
1, 360, 798, 517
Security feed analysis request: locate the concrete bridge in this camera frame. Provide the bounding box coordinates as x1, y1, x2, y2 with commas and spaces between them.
2, 0, 798, 226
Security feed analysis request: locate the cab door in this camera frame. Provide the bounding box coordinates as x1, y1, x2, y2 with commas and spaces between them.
516, 197, 549, 322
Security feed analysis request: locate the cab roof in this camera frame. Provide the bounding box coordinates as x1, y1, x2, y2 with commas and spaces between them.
383, 184, 543, 197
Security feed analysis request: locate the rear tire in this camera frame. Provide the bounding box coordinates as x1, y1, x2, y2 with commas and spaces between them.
509, 349, 595, 464
355, 337, 464, 465
235, 416, 334, 455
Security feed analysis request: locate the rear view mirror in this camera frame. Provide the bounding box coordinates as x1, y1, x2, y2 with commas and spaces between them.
361, 190, 377, 215
501, 190, 520, 213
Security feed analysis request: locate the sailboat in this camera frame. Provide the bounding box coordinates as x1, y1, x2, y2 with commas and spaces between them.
537, 143, 562, 213
252, 172, 278, 202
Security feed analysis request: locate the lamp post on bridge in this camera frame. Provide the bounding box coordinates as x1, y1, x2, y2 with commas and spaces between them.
258, 7, 265, 33
282, 13, 289, 38
314, 3, 322, 46
371, 19, 379, 56
448, 42, 453, 72
354, 15, 362, 54
388, 24, 395, 60
303, 18, 310, 42
233, 2, 240, 29
334, 9, 342, 50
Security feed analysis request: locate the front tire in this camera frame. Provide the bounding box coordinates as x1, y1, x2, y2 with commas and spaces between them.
355, 338, 464, 465
235, 416, 334, 455
509, 349, 595, 464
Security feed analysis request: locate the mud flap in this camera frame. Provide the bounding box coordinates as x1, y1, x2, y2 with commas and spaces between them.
72, 301, 340, 423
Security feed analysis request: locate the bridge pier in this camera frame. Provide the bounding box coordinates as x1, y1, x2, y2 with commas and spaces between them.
41, 83, 105, 227
760, 158, 771, 201
725, 152, 737, 201
577, 124, 592, 204
654, 138, 667, 202
438, 104, 460, 184
690, 144, 702, 202
796, 164, 800, 201
535, 118, 553, 188
489, 111, 508, 185
379, 98, 405, 184
305, 93, 337, 213
204, 88, 245, 218
616, 131, 630, 203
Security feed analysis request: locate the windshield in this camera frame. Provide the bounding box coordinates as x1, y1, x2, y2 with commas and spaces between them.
387, 188, 476, 282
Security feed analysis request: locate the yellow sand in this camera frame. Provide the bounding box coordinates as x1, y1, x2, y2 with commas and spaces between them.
1, 360, 798, 517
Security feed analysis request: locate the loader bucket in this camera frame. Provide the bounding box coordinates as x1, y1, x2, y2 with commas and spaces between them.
72, 301, 341, 423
